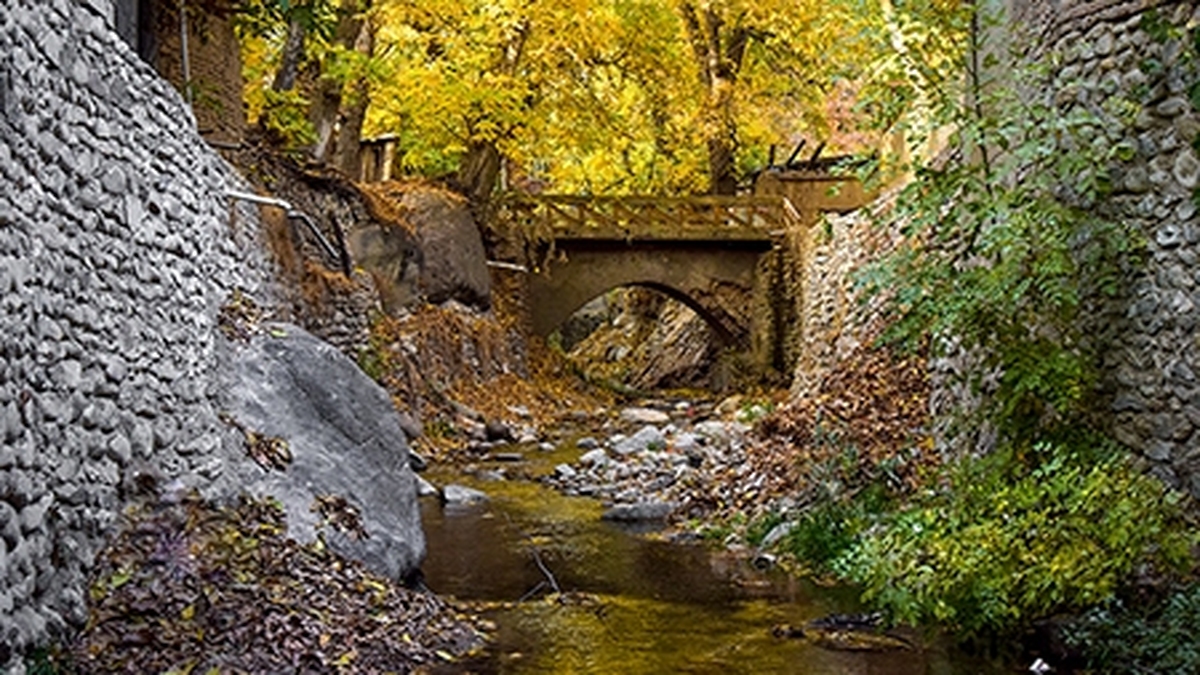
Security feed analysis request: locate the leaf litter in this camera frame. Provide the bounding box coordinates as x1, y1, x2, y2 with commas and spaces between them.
74, 491, 486, 674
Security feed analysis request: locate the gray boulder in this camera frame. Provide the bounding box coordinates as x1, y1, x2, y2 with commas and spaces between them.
404, 188, 491, 309
612, 425, 666, 455
217, 324, 425, 581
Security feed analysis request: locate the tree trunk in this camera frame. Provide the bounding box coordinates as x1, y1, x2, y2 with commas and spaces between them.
708, 133, 738, 195
333, 16, 375, 176
678, 3, 748, 195
308, 0, 373, 169
457, 141, 503, 204
272, 18, 306, 92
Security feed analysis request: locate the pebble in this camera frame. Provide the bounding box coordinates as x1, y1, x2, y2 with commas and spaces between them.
619, 407, 670, 425
442, 484, 489, 505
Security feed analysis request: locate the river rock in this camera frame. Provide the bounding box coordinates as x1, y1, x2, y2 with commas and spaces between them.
693, 420, 746, 449
601, 500, 676, 521
579, 448, 609, 467
415, 476, 439, 497
619, 407, 671, 425
612, 425, 666, 455
671, 432, 700, 453
442, 484, 489, 505
576, 436, 600, 450
485, 420, 516, 442
555, 463, 578, 479
216, 324, 426, 581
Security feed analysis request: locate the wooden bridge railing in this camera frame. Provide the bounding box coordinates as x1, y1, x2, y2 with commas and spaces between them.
496, 194, 802, 241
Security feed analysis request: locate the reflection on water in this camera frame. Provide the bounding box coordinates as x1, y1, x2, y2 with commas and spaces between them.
420, 454, 1009, 675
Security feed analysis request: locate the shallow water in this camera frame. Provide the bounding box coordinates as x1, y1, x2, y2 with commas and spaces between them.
420, 444, 1011, 674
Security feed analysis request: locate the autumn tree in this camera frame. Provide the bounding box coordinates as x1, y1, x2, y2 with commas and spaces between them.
237, 0, 379, 174
360, 0, 872, 200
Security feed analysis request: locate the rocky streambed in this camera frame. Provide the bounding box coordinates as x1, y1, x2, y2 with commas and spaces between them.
414, 399, 1012, 674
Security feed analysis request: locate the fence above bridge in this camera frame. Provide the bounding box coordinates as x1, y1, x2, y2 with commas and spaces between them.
495, 194, 802, 242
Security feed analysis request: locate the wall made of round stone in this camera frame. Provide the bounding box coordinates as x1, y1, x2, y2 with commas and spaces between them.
1021, 0, 1200, 495
0, 0, 277, 665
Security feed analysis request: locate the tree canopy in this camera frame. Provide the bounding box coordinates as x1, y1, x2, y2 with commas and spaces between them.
238, 0, 889, 197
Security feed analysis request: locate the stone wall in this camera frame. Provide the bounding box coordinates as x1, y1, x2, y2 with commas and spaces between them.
785, 200, 897, 401
0, 0, 277, 663
1025, 0, 1200, 495
786, 0, 1200, 497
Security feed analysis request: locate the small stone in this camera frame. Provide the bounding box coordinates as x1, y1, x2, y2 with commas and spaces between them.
672, 432, 700, 453
579, 448, 609, 467
1123, 166, 1150, 193
51, 359, 81, 391
130, 421, 153, 458
601, 501, 675, 522
195, 458, 224, 480
106, 434, 131, 466
441, 484, 488, 505
619, 407, 670, 425
1146, 439, 1173, 462
576, 436, 599, 450
1112, 392, 1147, 412
19, 494, 53, 534
1156, 223, 1184, 248
1176, 200, 1197, 222
1157, 97, 1188, 118
1174, 149, 1200, 188
554, 463, 577, 479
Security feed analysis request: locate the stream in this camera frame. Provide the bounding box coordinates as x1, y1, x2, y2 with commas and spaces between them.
419, 439, 1013, 674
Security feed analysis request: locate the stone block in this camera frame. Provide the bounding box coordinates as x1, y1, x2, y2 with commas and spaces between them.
18, 495, 51, 535
1174, 148, 1200, 188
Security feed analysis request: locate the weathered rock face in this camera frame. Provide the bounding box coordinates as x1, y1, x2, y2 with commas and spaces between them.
345, 182, 492, 320
0, 0, 429, 666
408, 187, 491, 309
216, 324, 425, 581
567, 289, 724, 391
353, 183, 491, 311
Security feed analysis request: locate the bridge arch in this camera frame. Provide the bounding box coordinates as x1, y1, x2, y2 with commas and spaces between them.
526, 242, 767, 348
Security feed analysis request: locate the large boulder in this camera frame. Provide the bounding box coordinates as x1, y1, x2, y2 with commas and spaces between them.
216, 324, 425, 581
351, 183, 491, 312
404, 187, 491, 309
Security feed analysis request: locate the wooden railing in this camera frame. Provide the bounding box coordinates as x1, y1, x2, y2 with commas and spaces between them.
496, 194, 801, 241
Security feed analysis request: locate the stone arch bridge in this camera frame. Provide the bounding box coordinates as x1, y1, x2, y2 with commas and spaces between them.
499, 196, 789, 346
492, 178, 870, 377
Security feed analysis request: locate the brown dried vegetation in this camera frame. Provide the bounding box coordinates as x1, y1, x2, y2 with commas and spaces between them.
75, 493, 484, 674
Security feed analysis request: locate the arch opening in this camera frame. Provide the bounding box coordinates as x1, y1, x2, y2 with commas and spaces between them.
552, 285, 731, 393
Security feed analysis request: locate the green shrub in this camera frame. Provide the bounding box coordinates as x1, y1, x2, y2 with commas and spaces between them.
1063, 583, 1200, 675
745, 512, 784, 547
831, 441, 1195, 638
778, 485, 894, 573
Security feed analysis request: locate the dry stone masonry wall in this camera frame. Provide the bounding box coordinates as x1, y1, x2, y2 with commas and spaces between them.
0, 0, 277, 662
790, 1, 1200, 497
1026, 0, 1200, 495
